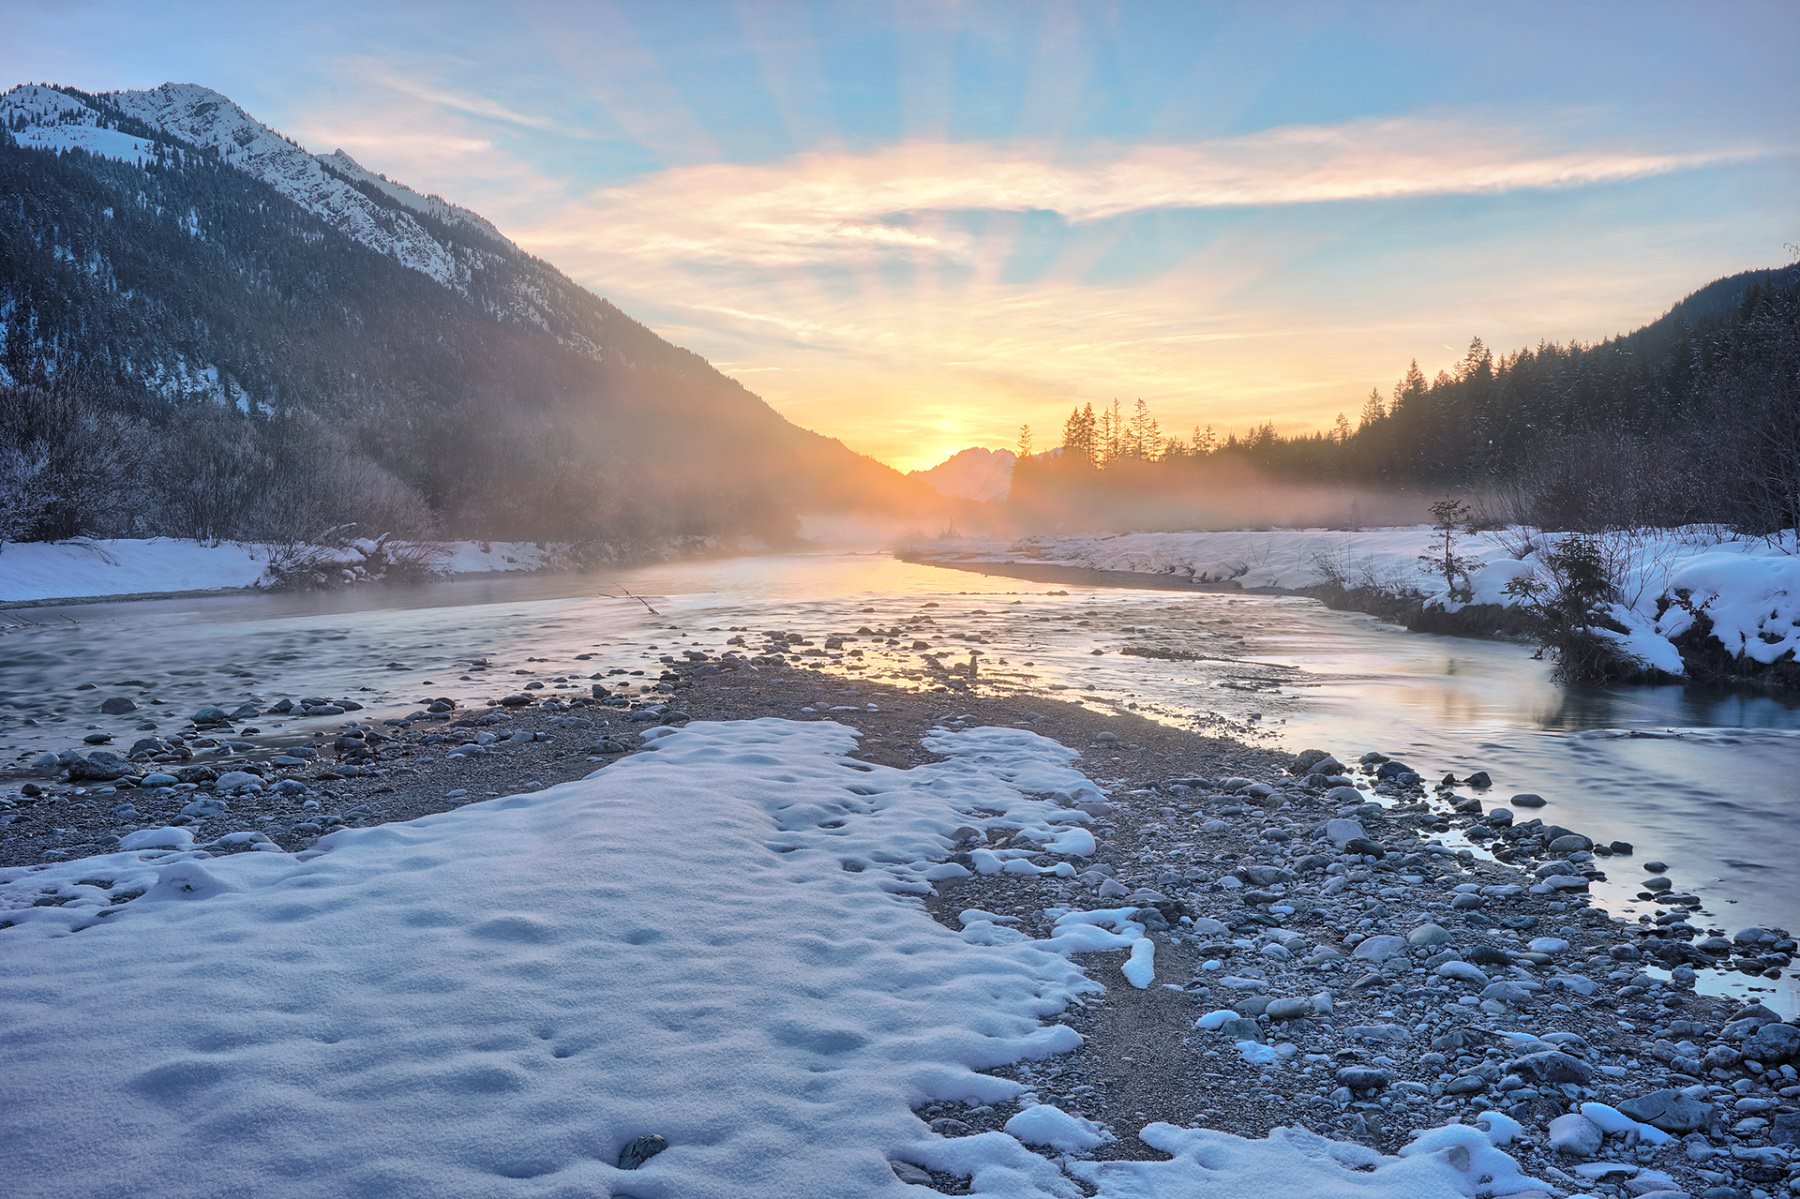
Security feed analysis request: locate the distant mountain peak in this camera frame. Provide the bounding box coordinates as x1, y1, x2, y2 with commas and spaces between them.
908, 446, 1018, 502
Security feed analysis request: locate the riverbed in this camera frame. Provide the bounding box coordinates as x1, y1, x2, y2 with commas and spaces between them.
4, 551, 1795, 1004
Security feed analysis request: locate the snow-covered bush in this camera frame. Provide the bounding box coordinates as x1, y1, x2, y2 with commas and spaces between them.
1503, 536, 1639, 682
263, 529, 447, 590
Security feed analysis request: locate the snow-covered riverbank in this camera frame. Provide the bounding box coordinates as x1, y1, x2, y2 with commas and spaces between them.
919, 527, 1800, 683
0, 537, 558, 603
0, 535, 754, 604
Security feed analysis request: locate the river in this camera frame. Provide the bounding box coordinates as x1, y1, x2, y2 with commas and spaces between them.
4, 551, 1796, 1006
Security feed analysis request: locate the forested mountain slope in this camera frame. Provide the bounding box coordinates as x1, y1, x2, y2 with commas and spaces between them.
0, 83, 932, 544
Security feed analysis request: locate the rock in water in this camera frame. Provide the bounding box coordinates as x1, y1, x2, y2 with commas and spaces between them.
100, 696, 137, 714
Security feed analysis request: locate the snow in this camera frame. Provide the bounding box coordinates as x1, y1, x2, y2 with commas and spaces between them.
10, 122, 156, 164
318, 147, 509, 245
116, 826, 196, 851
1005, 1104, 1111, 1153
1, 82, 618, 360
102, 83, 466, 285
0, 537, 274, 600
932, 525, 1800, 677
0, 538, 557, 603
1, 84, 159, 164
0, 717, 1548, 1198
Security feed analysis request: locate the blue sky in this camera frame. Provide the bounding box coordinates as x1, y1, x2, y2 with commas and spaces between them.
6, 0, 1797, 468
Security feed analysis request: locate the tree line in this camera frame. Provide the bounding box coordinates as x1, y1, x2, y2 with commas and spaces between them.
1011, 262, 1800, 534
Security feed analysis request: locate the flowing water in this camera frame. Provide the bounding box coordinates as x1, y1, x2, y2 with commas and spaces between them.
4, 552, 1796, 1006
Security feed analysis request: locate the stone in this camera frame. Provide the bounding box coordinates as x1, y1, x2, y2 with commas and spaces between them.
1336, 1066, 1390, 1091
1742, 1021, 1800, 1064
616, 1134, 668, 1170
889, 1161, 933, 1185
1265, 997, 1312, 1020
1324, 818, 1367, 849
1506, 1050, 1593, 1086
1347, 1024, 1412, 1046
1510, 793, 1547, 808
1770, 1110, 1800, 1147
1351, 935, 1407, 963
1617, 1088, 1711, 1133
1407, 923, 1453, 948
100, 696, 137, 715
1548, 833, 1593, 853
191, 706, 230, 725
68, 751, 130, 781
1547, 1112, 1603, 1156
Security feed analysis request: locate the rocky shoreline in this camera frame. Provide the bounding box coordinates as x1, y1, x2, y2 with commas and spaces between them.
3, 642, 1798, 1199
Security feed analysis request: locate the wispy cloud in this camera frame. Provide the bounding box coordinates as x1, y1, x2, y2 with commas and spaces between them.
526, 118, 1773, 270
277, 95, 1789, 471
340, 56, 561, 132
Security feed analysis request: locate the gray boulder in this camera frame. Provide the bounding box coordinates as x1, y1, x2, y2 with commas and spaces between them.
1617, 1088, 1711, 1133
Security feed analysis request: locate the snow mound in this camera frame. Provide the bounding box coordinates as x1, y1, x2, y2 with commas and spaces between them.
1076, 1121, 1548, 1197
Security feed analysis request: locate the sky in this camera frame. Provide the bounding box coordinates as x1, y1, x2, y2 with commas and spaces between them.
5, 1, 1797, 471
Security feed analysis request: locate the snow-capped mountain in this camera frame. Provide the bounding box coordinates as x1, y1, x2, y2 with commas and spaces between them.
1, 82, 612, 354
0, 81, 936, 542
908, 447, 1018, 502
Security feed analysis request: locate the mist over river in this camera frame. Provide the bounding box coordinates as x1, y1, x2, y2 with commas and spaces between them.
4, 551, 1796, 1007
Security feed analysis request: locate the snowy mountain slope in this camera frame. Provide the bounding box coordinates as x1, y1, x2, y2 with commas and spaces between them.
317, 148, 508, 244
909, 447, 1017, 502
1, 82, 608, 353
106, 83, 470, 289
0, 80, 939, 539
1, 84, 157, 165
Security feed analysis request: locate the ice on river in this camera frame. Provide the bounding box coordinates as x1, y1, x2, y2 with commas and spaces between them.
0, 718, 1542, 1198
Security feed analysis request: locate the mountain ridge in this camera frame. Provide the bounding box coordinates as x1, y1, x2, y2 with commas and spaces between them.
0, 80, 937, 545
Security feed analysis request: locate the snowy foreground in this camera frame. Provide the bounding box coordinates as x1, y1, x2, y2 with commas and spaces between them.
0, 538, 561, 603
929, 526, 1800, 678
0, 719, 1545, 1198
